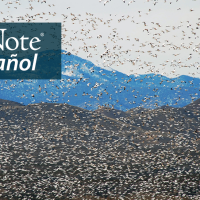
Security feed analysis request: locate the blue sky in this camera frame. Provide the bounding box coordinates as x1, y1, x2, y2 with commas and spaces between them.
0, 0, 200, 77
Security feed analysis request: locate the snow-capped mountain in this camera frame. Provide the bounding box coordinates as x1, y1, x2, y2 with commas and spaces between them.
0, 50, 199, 111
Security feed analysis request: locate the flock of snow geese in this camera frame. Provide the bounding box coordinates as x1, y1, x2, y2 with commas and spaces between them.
0, 0, 200, 199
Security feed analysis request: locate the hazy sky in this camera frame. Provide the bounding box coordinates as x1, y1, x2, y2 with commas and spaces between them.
1, 0, 200, 77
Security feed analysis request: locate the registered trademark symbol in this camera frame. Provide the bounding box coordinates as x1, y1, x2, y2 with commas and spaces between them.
40, 33, 44, 37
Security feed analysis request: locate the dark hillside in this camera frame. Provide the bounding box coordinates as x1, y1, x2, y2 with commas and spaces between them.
0, 99, 199, 199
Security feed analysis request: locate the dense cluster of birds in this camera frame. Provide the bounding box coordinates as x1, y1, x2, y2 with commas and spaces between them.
0, 99, 199, 199
0, 0, 200, 199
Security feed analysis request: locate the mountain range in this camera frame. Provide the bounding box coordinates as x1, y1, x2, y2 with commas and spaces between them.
0, 50, 199, 111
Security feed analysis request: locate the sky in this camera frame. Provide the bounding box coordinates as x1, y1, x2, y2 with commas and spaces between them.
0, 0, 200, 78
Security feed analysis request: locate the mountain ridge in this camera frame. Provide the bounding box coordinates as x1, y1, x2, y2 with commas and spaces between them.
0, 50, 199, 111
